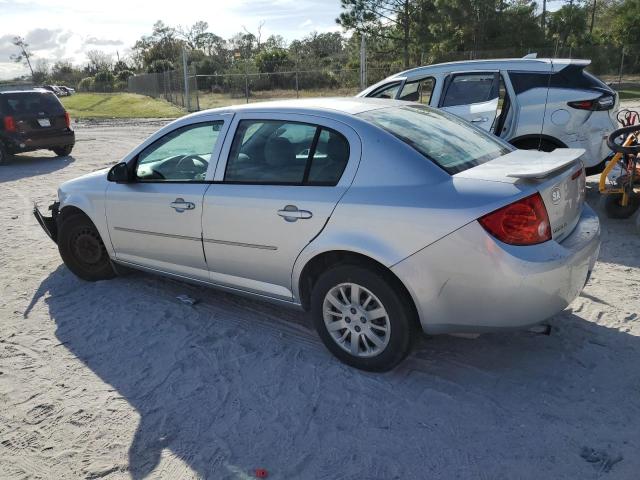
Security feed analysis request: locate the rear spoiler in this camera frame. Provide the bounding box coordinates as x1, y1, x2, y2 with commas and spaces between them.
500, 149, 585, 179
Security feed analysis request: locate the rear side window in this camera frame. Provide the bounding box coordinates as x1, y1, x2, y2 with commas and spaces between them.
224, 120, 349, 185
441, 73, 499, 107
358, 105, 510, 174
2, 92, 65, 115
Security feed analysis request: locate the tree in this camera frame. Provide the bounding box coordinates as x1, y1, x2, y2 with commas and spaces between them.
32, 59, 49, 84
85, 50, 113, 75
337, 0, 413, 68
10, 36, 35, 79
132, 21, 184, 68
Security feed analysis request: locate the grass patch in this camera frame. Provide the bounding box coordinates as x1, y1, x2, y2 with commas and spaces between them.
616, 87, 640, 100
61, 93, 183, 119
197, 87, 360, 110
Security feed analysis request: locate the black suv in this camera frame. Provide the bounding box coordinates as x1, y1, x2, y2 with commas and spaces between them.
0, 89, 75, 164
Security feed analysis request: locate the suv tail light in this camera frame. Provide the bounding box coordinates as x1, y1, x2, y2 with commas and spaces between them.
64, 111, 70, 128
478, 193, 551, 246
568, 93, 615, 111
3, 116, 16, 132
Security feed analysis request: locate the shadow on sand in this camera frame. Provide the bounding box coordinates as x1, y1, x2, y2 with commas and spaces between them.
25, 263, 640, 479
0, 153, 75, 183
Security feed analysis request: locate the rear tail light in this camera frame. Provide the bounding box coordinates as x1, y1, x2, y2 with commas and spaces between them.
568, 93, 615, 111
64, 111, 70, 128
478, 193, 551, 246
3, 116, 16, 132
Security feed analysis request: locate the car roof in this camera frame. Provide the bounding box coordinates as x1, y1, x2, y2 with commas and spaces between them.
188, 97, 407, 119
390, 58, 590, 81
0, 88, 54, 95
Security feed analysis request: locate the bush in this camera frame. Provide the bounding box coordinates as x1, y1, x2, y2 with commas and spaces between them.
77, 77, 94, 92
94, 70, 115, 92
116, 70, 134, 82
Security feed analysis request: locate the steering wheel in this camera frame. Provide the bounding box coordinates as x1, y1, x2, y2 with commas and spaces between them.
175, 154, 208, 171
607, 124, 640, 154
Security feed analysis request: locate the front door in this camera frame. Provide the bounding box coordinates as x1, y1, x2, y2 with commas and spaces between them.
201, 114, 360, 299
439, 71, 501, 132
105, 119, 228, 280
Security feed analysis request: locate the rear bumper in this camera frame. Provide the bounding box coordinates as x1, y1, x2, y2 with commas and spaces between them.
2, 130, 74, 153
392, 204, 601, 334
33, 201, 59, 243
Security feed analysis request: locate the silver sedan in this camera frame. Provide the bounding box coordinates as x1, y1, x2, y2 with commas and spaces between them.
34, 98, 600, 371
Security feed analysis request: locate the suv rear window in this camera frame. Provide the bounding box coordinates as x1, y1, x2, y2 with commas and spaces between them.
509, 64, 612, 95
358, 105, 511, 174
1, 92, 65, 115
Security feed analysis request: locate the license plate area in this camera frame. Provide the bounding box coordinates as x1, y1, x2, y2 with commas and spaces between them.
37, 118, 51, 127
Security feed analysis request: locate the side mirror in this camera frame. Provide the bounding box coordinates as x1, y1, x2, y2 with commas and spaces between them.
107, 162, 131, 183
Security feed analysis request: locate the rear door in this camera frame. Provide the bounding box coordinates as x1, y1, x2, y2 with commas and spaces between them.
202, 113, 361, 299
439, 72, 501, 131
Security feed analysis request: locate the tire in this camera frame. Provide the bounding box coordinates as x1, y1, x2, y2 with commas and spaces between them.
604, 192, 640, 219
0, 142, 11, 165
57, 214, 116, 281
310, 264, 415, 372
53, 145, 73, 156
585, 160, 606, 177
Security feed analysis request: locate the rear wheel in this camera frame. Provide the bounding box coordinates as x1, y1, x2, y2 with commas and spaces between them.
53, 145, 73, 156
604, 192, 640, 219
58, 214, 116, 281
310, 264, 415, 371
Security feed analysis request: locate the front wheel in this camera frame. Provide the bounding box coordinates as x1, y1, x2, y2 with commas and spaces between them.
58, 214, 116, 281
53, 145, 73, 157
310, 265, 415, 371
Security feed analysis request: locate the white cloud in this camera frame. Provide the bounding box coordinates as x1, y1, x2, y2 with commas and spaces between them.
0, 0, 344, 79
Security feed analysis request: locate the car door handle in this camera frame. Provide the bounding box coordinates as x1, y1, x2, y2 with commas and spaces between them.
471, 117, 488, 123
277, 205, 313, 222
170, 198, 195, 212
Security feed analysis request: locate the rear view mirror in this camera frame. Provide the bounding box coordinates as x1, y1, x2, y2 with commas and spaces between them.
107, 162, 131, 183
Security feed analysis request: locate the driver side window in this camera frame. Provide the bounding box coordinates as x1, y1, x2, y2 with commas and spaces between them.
136, 121, 223, 181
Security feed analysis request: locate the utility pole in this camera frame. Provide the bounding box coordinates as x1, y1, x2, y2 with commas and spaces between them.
182, 48, 190, 111
590, 0, 597, 33
360, 35, 367, 90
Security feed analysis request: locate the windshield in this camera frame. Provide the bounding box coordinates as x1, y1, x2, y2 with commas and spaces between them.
358, 105, 511, 174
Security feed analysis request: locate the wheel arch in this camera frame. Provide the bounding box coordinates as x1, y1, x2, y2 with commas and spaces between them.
509, 134, 567, 150
295, 250, 419, 326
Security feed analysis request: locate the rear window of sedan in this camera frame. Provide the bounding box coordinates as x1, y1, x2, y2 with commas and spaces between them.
358, 105, 511, 174
1, 92, 65, 115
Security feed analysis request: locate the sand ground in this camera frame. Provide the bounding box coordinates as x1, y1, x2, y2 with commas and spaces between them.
1, 108, 640, 479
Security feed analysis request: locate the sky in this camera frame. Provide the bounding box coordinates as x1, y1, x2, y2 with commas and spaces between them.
0, 0, 344, 80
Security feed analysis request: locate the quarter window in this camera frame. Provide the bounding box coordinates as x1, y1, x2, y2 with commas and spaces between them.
136, 122, 223, 181
224, 120, 350, 185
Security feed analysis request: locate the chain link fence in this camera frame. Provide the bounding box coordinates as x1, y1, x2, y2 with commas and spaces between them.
127, 44, 640, 112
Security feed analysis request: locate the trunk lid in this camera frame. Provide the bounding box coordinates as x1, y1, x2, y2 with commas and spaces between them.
457, 148, 586, 242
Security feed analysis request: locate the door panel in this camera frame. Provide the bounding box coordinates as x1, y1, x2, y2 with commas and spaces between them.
202, 113, 361, 299
106, 183, 210, 279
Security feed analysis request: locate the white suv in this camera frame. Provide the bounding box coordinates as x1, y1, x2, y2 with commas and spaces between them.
357, 57, 618, 173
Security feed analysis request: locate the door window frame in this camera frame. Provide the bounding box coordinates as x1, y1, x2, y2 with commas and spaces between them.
438, 70, 500, 108
213, 112, 362, 188
122, 113, 233, 183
